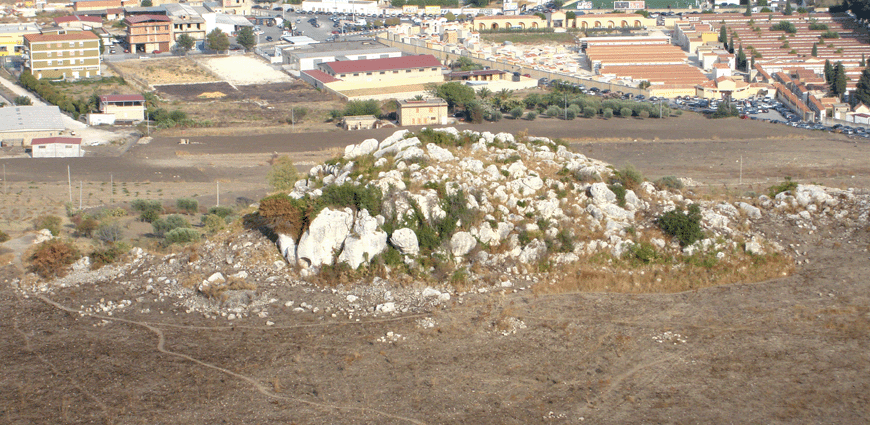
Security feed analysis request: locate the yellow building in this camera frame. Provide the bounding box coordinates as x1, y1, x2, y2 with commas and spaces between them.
0, 23, 40, 57
23, 31, 102, 80
696, 76, 759, 100
398, 98, 448, 126
316, 54, 445, 92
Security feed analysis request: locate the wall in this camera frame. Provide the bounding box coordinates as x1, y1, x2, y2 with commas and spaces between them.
32, 143, 81, 158
399, 104, 448, 126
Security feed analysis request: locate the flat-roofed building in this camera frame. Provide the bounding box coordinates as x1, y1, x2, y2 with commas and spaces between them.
164, 3, 207, 49
98, 94, 145, 122
0, 22, 40, 57
31, 137, 82, 158
54, 15, 103, 30
125, 14, 172, 53
0, 106, 66, 147
397, 98, 448, 126
23, 31, 101, 80
341, 115, 380, 130
316, 54, 444, 92
285, 40, 402, 70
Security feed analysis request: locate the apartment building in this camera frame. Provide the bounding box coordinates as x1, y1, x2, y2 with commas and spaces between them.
165, 3, 207, 49
23, 31, 101, 80
124, 14, 172, 53
0, 23, 39, 57
397, 98, 448, 126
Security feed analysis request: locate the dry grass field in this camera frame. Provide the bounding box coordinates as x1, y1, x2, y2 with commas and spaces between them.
111, 57, 221, 86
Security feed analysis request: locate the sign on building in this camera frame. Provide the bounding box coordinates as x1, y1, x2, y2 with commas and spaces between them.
613, 1, 646, 10
402, 5, 418, 14
575, 1, 593, 9
503, 0, 518, 11
424, 5, 441, 15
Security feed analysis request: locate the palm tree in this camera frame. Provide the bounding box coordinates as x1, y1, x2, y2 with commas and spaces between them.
476, 87, 492, 100
495, 88, 514, 101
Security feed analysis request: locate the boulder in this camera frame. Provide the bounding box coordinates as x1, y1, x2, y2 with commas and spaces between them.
344, 138, 379, 159
427, 143, 455, 162
475, 223, 501, 245
450, 231, 476, 257
589, 182, 617, 205
390, 228, 419, 255
395, 146, 426, 162
509, 175, 544, 196
374, 136, 420, 158
506, 161, 527, 178
338, 210, 388, 269
737, 202, 762, 219
296, 207, 354, 267
794, 184, 833, 207
276, 233, 296, 263
378, 130, 410, 151
744, 236, 765, 255
518, 239, 547, 264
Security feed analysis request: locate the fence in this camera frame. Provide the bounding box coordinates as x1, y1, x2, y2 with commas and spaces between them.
377, 34, 650, 97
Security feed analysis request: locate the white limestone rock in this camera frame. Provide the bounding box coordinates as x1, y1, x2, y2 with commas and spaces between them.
518, 239, 547, 264
344, 138, 379, 159
427, 143, 455, 162
390, 228, 420, 256
450, 231, 476, 257
375, 136, 421, 158
737, 202, 762, 219
296, 207, 354, 267
589, 182, 617, 205
276, 233, 296, 263
338, 210, 388, 269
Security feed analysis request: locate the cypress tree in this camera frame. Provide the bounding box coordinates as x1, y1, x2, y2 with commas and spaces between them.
855, 68, 870, 106
812, 43, 818, 57
744, 1, 752, 16
834, 61, 847, 98
784, 1, 793, 15
737, 44, 746, 71
729, 34, 735, 54
719, 25, 727, 44
824, 59, 833, 84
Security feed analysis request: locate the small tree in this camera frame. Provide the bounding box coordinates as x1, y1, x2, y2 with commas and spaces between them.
176, 198, 198, 214
784, 1, 793, 15
131, 199, 163, 223
33, 215, 62, 236
583, 106, 596, 118
855, 68, 870, 106
94, 222, 124, 243
824, 59, 834, 84
267, 155, 299, 192
657, 204, 703, 246
737, 44, 746, 71
602, 108, 613, 118
14, 96, 31, 106
206, 28, 229, 52
236, 26, 256, 51
444, 11, 455, 21
744, 1, 752, 16
811, 43, 818, 57
728, 34, 735, 54
141, 0, 152, 6
525, 111, 537, 120
833, 61, 847, 99
176, 33, 196, 54
29, 239, 79, 278
620, 107, 633, 117
510, 106, 523, 119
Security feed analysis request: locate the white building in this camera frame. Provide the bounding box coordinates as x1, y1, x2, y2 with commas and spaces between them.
31, 137, 82, 158
285, 40, 401, 69
301, 0, 378, 15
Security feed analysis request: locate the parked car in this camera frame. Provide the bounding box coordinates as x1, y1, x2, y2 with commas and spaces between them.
152, 50, 162, 54
265, 36, 273, 41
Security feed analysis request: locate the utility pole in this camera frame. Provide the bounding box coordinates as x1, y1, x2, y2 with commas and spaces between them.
67, 165, 72, 203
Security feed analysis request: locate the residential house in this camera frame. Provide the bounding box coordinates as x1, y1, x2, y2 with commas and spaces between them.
0, 106, 66, 147
23, 31, 101, 80
397, 98, 448, 126
341, 115, 380, 130
31, 137, 82, 158
164, 3, 207, 49
221, 0, 251, 16
124, 14, 172, 53
98, 94, 145, 122
0, 23, 39, 57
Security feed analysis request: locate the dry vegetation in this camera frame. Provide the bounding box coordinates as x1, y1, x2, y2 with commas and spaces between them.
111, 57, 220, 86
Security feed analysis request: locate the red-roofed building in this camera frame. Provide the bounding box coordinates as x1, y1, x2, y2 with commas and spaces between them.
23, 31, 101, 80
314, 54, 444, 92
31, 137, 82, 158
97, 94, 145, 122
54, 15, 103, 30
124, 15, 171, 53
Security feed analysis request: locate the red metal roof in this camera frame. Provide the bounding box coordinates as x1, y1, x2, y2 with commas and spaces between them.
31, 137, 81, 145
24, 31, 99, 42
303, 69, 340, 84
124, 15, 171, 24
99, 94, 145, 103
322, 55, 442, 74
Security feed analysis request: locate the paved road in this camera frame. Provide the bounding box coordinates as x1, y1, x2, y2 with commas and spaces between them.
0, 74, 86, 130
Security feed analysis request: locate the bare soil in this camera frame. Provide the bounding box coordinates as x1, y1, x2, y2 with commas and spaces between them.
1, 113, 869, 424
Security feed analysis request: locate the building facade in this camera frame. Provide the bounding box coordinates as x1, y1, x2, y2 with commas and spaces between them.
317, 54, 444, 92
73, 0, 136, 12
125, 15, 172, 53
98, 94, 145, 122
222, 0, 251, 15
31, 137, 83, 158
398, 98, 448, 126
0, 23, 40, 57
23, 31, 101, 80
0, 106, 66, 147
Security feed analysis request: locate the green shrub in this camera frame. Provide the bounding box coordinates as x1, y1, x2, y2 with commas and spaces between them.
620, 107, 633, 117
208, 206, 234, 218
608, 184, 627, 207
656, 204, 704, 247
130, 199, 163, 222
202, 214, 226, 234
94, 222, 124, 243
655, 175, 684, 190
767, 177, 797, 198
610, 163, 644, 190
546, 105, 562, 118
152, 214, 190, 237
565, 109, 576, 120
526, 111, 537, 120
258, 193, 312, 239
624, 241, 662, 265
75, 215, 99, 237
267, 155, 299, 192
770, 21, 797, 33
0, 230, 9, 243
555, 229, 574, 253
510, 107, 523, 119
380, 246, 403, 268
638, 110, 650, 119
164, 228, 200, 244
29, 239, 80, 278
603, 108, 613, 119
33, 215, 62, 236
89, 244, 129, 269
583, 106, 596, 118
316, 183, 383, 217
176, 198, 199, 214
488, 110, 503, 122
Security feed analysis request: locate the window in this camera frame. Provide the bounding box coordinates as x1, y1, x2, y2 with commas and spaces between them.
380, 71, 385, 74
353, 73, 359, 76
406, 69, 411, 73
431, 67, 438, 71
393, 70, 399, 74
38, 145, 46, 149
47, 60, 53, 66
366, 72, 372, 75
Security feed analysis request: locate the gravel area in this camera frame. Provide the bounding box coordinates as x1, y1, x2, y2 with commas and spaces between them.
197, 55, 293, 85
